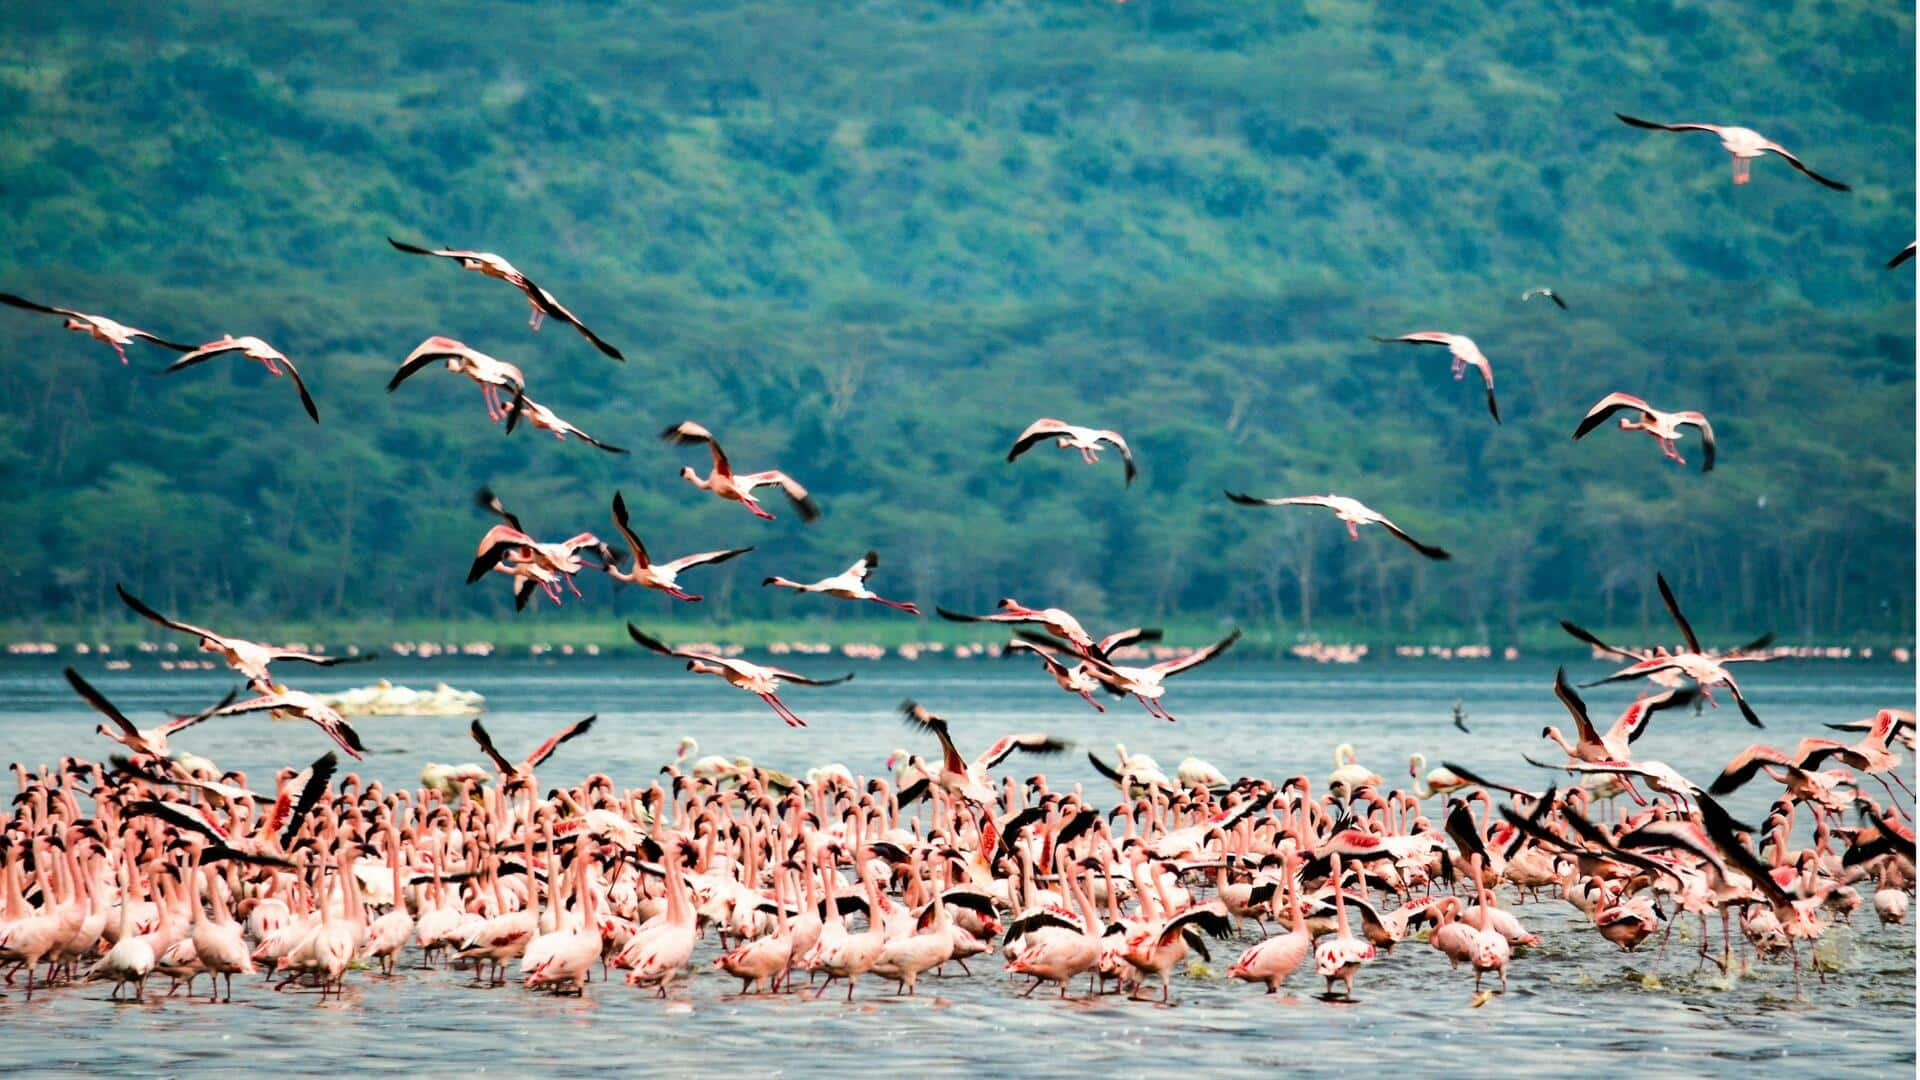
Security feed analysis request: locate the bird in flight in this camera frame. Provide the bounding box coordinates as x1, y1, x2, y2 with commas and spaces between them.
1614, 113, 1850, 190
1225, 492, 1451, 560
1370, 332, 1500, 423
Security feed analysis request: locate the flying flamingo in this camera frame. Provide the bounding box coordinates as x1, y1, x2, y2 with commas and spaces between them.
162, 335, 319, 422
1614, 114, 1850, 190
469, 715, 597, 793
63, 667, 234, 760
762, 550, 920, 614
626, 623, 852, 727
205, 686, 369, 760
1532, 668, 1699, 764
387, 336, 526, 421
1225, 491, 1451, 560
1573, 392, 1716, 472
387, 237, 623, 359
1004, 639, 1108, 712
1370, 332, 1500, 422
1006, 418, 1138, 486
502, 387, 627, 453
0, 293, 191, 364
115, 584, 371, 688
935, 597, 1152, 658
595, 490, 753, 602
898, 700, 1066, 803
1563, 573, 1771, 726
1019, 628, 1240, 721
660, 421, 820, 522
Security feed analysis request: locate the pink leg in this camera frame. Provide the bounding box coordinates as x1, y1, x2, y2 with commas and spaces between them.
1080, 691, 1105, 713
528, 299, 545, 330
745, 501, 775, 520
1346, 522, 1361, 541
871, 597, 921, 614
566, 574, 583, 598
1733, 157, 1751, 185
668, 588, 701, 603
111, 342, 130, 365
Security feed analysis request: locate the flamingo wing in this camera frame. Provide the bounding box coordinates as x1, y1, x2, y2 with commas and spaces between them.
739, 470, 820, 521
1370, 332, 1457, 348
1377, 518, 1452, 561
1551, 667, 1605, 749
1759, 142, 1850, 191
625, 622, 702, 660
1613, 114, 1723, 135
1889, 241, 1917, 269
115, 584, 226, 645
1006, 418, 1072, 462
0, 292, 80, 319
525, 279, 624, 360
1097, 430, 1138, 486
525, 714, 598, 769
64, 667, 144, 742
1095, 626, 1163, 657
1654, 573, 1703, 654
974, 733, 1069, 770
1572, 392, 1652, 441
468, 718, 518, 775
609, 491, 651, 568
659, 421, 731, 476
1674, 412, 1715, 471
1224, 490, 1336, 509
901, 700, 968, 775
663, 546, 754, 573
277, 355, 320, 423
1148, 629, 1243, 677
278, 751, 340, 848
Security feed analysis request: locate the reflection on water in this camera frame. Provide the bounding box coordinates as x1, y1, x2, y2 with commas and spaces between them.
0, 656, 1913, 1074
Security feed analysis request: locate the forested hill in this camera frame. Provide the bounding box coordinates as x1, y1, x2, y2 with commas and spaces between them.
0, 2, 1911, 645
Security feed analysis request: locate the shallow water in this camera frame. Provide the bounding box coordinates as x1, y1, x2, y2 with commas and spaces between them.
0, 655, 1913, 1076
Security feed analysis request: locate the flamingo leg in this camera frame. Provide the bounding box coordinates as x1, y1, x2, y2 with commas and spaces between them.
528, 297, 545, 330
1733, 156, 1751, 185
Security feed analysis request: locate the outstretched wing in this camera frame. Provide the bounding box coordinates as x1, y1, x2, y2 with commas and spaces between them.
625, 622, 700, 660
1655, 572, 1702, 654
1552, 667, 1604, 748
663, 546, 754, 573
975, 733, 1069, 770
0, 292, 77, 318
1759, 142, 1850, 191
116, 584, 223, 644
659, 421, 730, 476
1095, 626, 1162, 657
901, 700, 966, 775
740, 470, 820, 522
278, 751, 339, 848
525, 715, 597, 769
608, 490, 650, 568
1614, 113, 1722, 135
1572, 392, 1651, 441
1149, 629, 1242, 677
280, 356, 321, 423
846, 550, 879, 583
525, 280, 624, 360
1674, 412, 1715, 472
65, 667, 143, 742
1370, 332, 1456, 348
161, 340, 247, 374
1006, 418, 1071, 463
1377, 518, 1452, 561
468, 718, 516, 775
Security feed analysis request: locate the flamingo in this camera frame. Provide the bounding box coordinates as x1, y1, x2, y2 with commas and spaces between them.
763, 550, 920, 614
1019, 629, 1240, 722
1573, 392, 1717, 472
1409, 754, 1470, 801
1312, 853, 1375, 999
523, 840, 604, 993
87, 849, 157, 1000
1005, 640, 1108, 712
591, 490, 754, 603
1563, 573, 1771, 726
502, 387, 627, 453
468, 523, 604, 610
898, 700, 1066, 804
468, 715, 597, 793
1533, 668, 1699, 764
1369, 332, 1500, 422
0, 292, 191, 364
204, 686, 369, 759
627, 623, 853, 727
1328, 744, 1384, 796
660, 420, 820, 522
1227, 851, 1311, 993
161, 335, 319, 422
386, 237, 623, 359
937, 598, 1147, 658
1614, 114, 1850, 190
115, 584, 371, 689
387, 336, 527, 421
63, 667, 234, 760
1006, 418, 1137, 486
1225, 491, 1450, 560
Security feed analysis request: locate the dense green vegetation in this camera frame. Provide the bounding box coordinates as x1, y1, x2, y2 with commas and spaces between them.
0, 1, 1911, 647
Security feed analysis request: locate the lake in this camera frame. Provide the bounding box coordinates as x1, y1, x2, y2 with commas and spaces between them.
0, 654, 1913, 1076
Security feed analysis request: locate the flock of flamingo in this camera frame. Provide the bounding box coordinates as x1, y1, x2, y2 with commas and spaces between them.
0, 105, 1913, 1015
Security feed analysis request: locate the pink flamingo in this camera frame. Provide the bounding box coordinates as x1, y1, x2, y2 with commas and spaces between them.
162, 335, 319, 422
1573, 392, 1717, 472
387, 237, 623, 359
0, 292, 191, 364
660, 421, 820, 522
1615, 114, 1849, 190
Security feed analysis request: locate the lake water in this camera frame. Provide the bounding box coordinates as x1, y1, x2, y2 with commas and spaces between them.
0, 655, 1913, 1076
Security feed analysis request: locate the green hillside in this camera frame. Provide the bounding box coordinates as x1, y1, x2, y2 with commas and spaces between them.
0, 1, 1911, 645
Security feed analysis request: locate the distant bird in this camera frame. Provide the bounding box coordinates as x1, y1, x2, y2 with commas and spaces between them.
626, 623, 852, 727
763, 550, 921, 614
503, 387, 627, 454
1452, 700, 1470, 734
0, 293, 191, 364
162, 335, 319, 423
1370, 332, 1500, 423
1890, 242, 1916, 270
1614, 114, 1849, 190
1225, 492, 1450, 560
596, 490, 753, 602
1572, 392, 1716, 472
386, 237, 623, 359
387, 336, 526, 421
660, 421, 820, 522
1520, 287, 1567, 310
115, 584, 370, 689
1006, 419, 1137, 487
